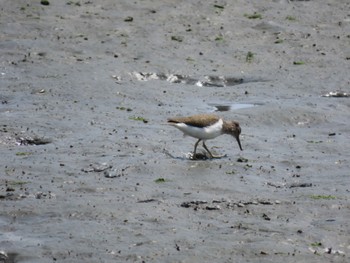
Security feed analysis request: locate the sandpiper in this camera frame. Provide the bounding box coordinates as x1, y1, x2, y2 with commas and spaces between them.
168, 114, 242, 159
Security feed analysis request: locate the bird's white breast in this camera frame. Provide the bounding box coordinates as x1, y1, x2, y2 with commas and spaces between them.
174, 119, 223, 140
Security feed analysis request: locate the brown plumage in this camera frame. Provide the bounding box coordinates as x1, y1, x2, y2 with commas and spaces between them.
168, 114, 220, 128
168, 114, 242, 159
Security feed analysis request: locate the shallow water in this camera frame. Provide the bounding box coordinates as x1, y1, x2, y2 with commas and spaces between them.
209, 102, 260, 112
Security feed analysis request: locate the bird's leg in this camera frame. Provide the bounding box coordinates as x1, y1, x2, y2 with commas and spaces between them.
191, 139, 201, 159
202, 141, 226, 159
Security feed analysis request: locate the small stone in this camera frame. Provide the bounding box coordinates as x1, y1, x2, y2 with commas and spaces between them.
124, 16, 133, 22
262, 213, 271, 221
41, 0, 50, 5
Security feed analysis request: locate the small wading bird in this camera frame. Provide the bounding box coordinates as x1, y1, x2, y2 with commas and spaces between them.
168, 114, 243, 159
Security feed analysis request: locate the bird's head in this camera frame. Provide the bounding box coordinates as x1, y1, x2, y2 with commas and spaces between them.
225, 121, 243, 151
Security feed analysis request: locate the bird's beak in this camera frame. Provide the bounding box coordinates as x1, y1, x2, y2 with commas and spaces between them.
235, 135, 243, 151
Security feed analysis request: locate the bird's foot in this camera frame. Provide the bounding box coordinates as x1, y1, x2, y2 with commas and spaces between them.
202, 143, 226, 159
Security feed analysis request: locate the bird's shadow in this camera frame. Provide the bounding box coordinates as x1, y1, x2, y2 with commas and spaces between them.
190, 152, 228, 161
190, 152, 210, 160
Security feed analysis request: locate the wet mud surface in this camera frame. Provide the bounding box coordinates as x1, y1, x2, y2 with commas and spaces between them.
1, 0, 350, 262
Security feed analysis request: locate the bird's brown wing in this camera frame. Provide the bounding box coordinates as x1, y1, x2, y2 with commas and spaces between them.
168, 114, 220, 128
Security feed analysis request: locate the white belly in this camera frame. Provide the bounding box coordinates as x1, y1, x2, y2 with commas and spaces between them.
174, 119, 223, 140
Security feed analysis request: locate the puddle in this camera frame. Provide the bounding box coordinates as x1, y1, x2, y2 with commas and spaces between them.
209, 103, 261, 112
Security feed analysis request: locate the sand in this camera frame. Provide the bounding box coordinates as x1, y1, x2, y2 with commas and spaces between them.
1, 0, 350, 262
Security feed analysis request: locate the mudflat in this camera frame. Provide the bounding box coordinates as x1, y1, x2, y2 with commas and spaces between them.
1, 0, 349, 262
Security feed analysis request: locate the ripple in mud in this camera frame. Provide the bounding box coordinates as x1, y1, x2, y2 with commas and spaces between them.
181, 199, 279, 211
0, 131, 52, 146
0, 191, 55, 201
130, 72, 264, 87
16, 136, 51, 146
